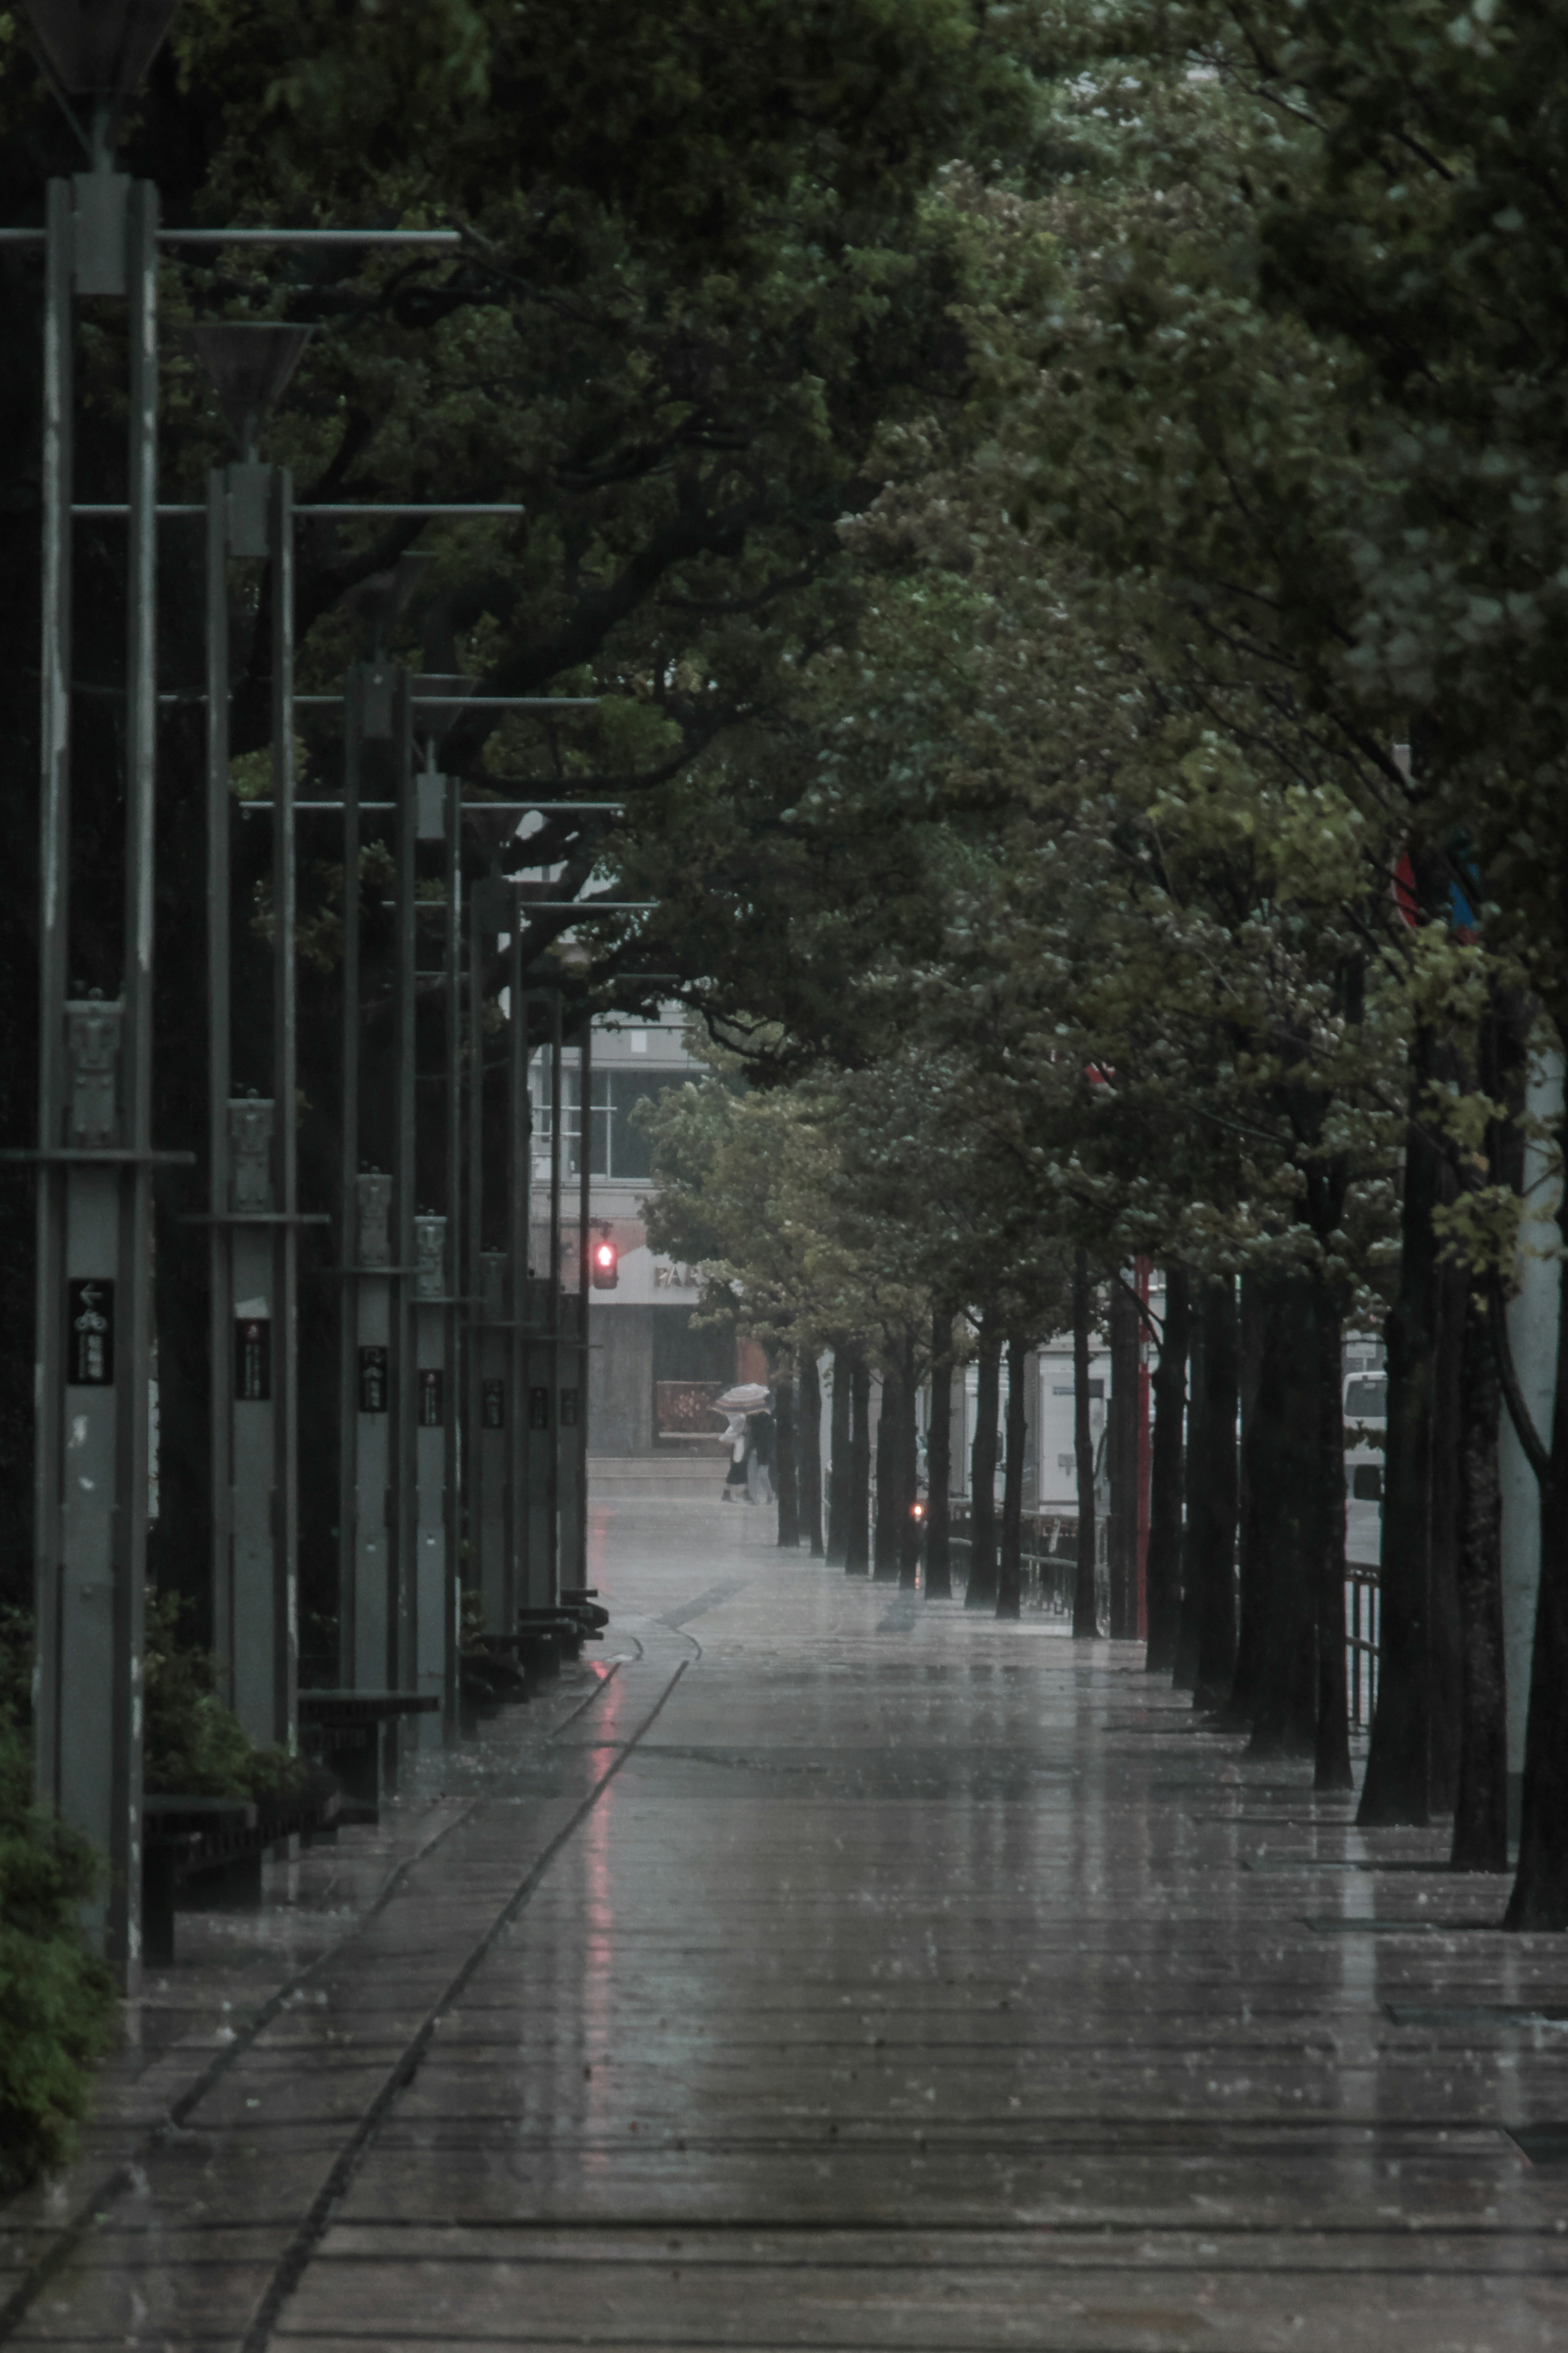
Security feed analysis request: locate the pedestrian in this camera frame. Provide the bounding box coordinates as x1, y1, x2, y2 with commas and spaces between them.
714, 1381, 772, 1503
747, 1403, 776, 1506
721, 1411, 750, 1504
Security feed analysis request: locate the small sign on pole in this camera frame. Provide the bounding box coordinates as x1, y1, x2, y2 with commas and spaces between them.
358, 1344, 388, 1413
67, 1279, 115, 1385
235, 1316, 272, 1402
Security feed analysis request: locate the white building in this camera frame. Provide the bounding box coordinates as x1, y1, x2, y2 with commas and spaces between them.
535, 1010, 761, 1455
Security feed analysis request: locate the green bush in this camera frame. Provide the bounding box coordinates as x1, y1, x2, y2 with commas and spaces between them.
143, 1592, 307, 1802
0, 1694, 115, 2197
0, 1590, 318, 2197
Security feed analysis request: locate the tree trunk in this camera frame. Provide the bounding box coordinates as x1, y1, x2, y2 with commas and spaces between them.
800, 1351, 824, 1559
1506, 1114, 1568, 1927
1107, 1276, 1141, 1638
775, 1372, 800, 1550
1193, 1277, 1240, 1712
1144, 1267, 1189, 1675
1428, 1251, 1467, 1813
1359, 1034, 1442, 1826
826, 1346, 851, 1567
1072, 1250, 1098, 1638
967, 1316, 1001, 1610
1452, 1283, 1508, 1871
846, 1348, 871, 1576
1314, 1276, 1353, 1790
1248, 1272, 1320, 1757
925, 1309, 953, 1600
873, 1357, 900, 1580
1452, 987, 1525, 1872
997, 1330, 1027, 1620
1227, 1272, 1267, 1728
898, 1327, 921, 1591
1173, 1300, 1206, 1691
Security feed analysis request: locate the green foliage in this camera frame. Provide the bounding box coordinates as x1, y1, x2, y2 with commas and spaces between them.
620, 22, 1561, 1348
143, 1594, 307, 1802
0, 1625, 115, 2196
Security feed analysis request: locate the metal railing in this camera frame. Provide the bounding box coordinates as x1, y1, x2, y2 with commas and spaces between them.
1346, 1566, 1381, 1730
945, 1502, 1103, 1619
941, 1502, 1382, 1727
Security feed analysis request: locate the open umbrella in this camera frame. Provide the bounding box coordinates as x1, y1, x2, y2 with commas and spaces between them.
715, 1383, 770, 1414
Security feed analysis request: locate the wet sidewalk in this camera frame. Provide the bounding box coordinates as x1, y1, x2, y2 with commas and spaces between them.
5, 1497, 1568, 2350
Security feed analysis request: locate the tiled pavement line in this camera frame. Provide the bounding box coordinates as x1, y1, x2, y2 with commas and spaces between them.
270, 1502, 1568, 2353
235, 1653, 692, 2353
13, 1497, 1568, 2352
0, 1660, 629, 2346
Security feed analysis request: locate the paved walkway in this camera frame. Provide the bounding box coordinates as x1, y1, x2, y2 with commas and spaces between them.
5, 1498, 1568, 2349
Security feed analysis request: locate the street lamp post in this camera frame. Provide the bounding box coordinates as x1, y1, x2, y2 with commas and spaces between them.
466, 877, 514, 1640
7, 0, 620, 1954
18, 0, 180, 1987
406, 684, 472, 1748
190, 322, 316, 1753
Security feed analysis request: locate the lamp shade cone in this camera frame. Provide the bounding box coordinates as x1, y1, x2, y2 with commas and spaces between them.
182, 323, 314, 453
19, 0, 177, 96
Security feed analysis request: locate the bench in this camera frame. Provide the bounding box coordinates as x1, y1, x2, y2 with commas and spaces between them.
482, 1625, 573, 1686
460, 1644, 530, 1730
143, 1783, 342, 1967
298, 1689, 439, 1822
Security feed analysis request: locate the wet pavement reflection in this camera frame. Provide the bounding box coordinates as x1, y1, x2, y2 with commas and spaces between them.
4, 1494, 1568, 2349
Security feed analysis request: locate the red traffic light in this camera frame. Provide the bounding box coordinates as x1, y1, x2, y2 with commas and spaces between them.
590, 1236, 619, 1290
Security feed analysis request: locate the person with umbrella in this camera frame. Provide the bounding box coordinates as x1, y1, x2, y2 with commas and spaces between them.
715, 1383, 773, 1505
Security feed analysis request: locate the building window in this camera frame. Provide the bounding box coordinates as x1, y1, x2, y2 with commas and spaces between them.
530, 1066, 675, 1180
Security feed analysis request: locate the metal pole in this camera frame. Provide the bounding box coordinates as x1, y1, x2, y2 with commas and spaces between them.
219, 463, 299, 1755
574, 1015, 591, 1590
113, 176, 160, 1981
547, 990, 563, 1604
32, 178, 73, 1851
442, 763, 462, 1742
413, 1204, 448, 1743
508, 941, 532, 1617
392, 669, 417, 1744
269, 463, 299, 1753
469, 884, 510, 1644
336, 667, 363, 1682
205, 469, 233, 1677
339, 666, 398, 1696
465, 854, 483, 1643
